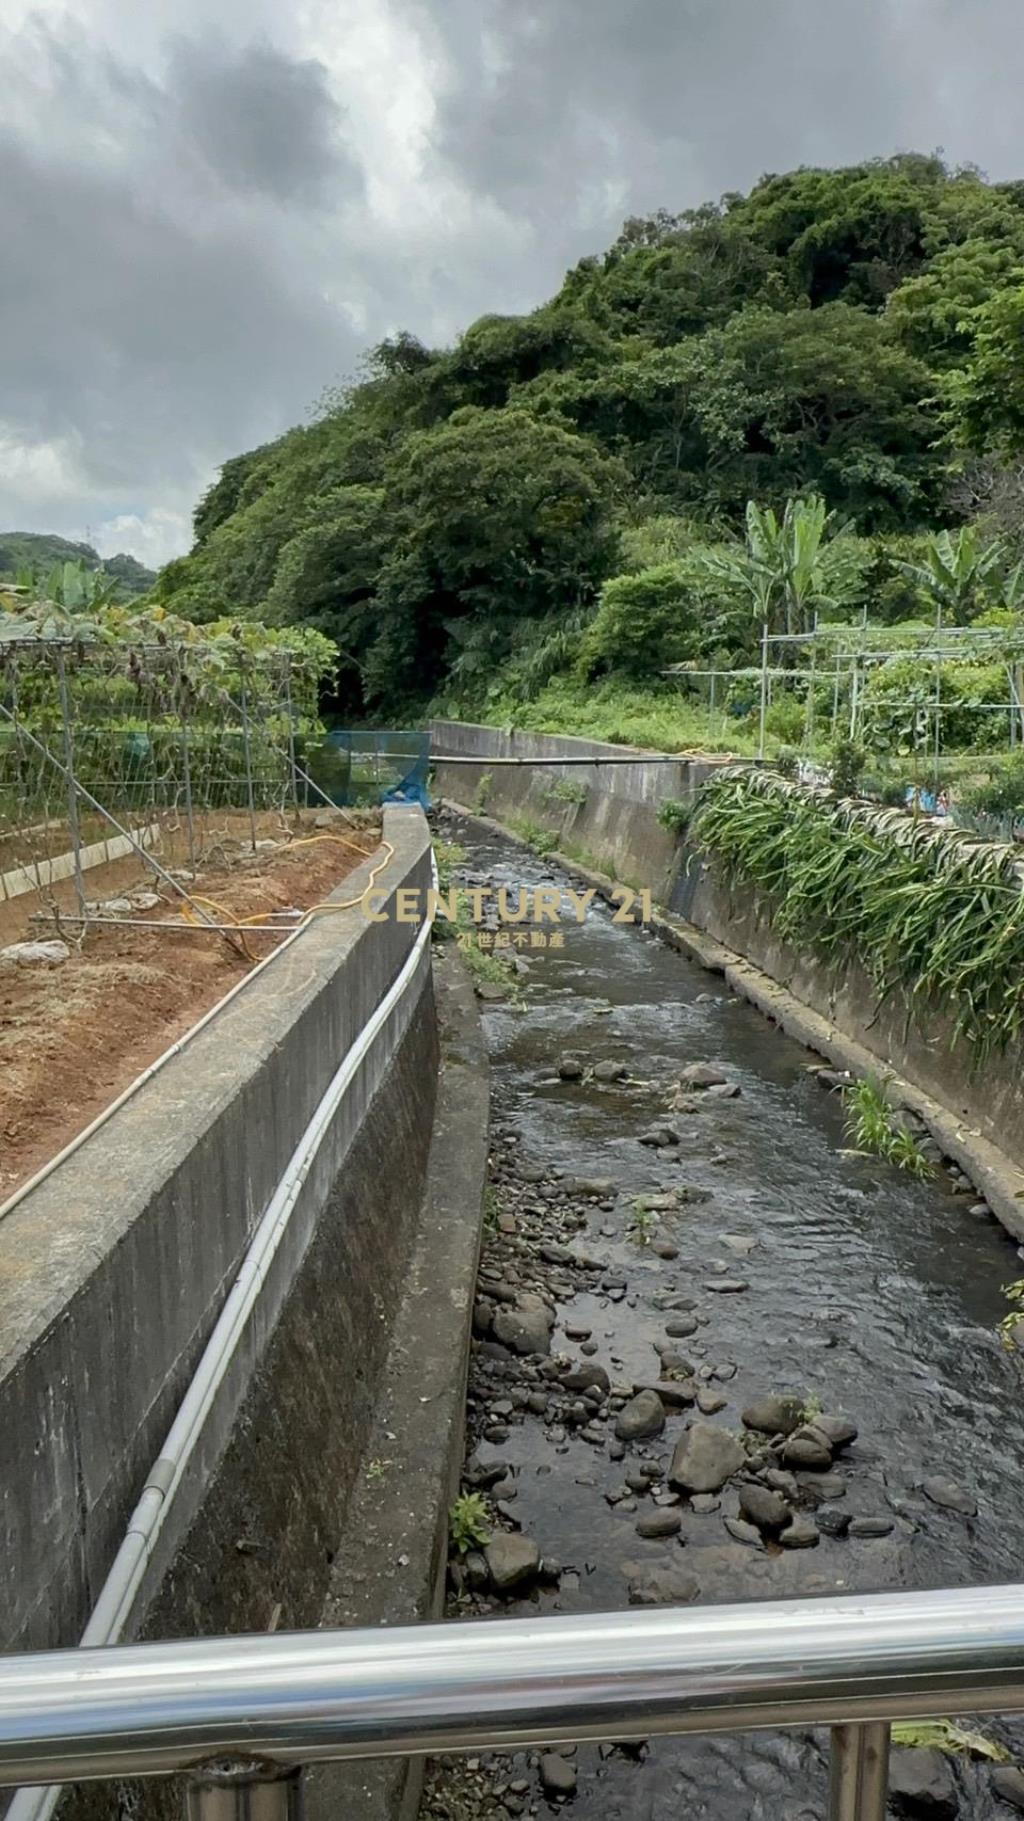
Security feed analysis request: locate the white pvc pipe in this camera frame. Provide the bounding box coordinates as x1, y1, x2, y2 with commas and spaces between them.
7, 848, 437, 1821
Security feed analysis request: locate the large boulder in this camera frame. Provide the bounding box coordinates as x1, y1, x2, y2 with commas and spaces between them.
669, 1422, 745, 1494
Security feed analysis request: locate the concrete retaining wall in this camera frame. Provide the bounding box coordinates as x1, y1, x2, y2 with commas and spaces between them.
432, 719, 1024, 1234
431, 718, 724, 902
0, 806, 443, 1656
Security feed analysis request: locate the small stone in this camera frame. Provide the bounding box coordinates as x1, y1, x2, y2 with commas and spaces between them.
816, 1504, 851, 1537
564, 1324, 592, 1341
540, 1243, 574, 1266
626, 1561, 700, 1606
652, 1240, 679, 1260
493, 1305, 553, 1357
679, 1063, 728, 1088
0, 938, 71, 968
562, 1363, 610, 1394
640, 1126, 679, 1148
539, 1754, 577, 1797
665, 1317, 699, 1339
615, 1390, 666, 1442
690, 1494, 720, 1514
783, 1429, 833, 1471
704, 1278, 748, 1294
593, 1060, 627, 1082
724, 1517, 764, 1548
669, 1422, 745, 1494
485, 1534, 541, 1592
888, 1746, 956, 1818
849, 1516, 894, 1538
705, 1082, 741, 1099
636, 1509, 683, 1539
697, 1388, 727, 1415
778, 1515, 819, 1549
742, 1396, 805, 1437
922, 1476, 977, 1517
814, 1413, 859, 1450
557, 1057, 584, 1080
738, 1484, 791, 1532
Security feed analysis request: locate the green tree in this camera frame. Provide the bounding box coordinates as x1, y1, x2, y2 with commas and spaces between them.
366, 408, 624, 704
949, 284, 1024, 457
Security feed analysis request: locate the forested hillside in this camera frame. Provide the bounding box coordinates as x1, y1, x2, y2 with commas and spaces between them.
155, 155, 1024, 725
0, 534, 155, 601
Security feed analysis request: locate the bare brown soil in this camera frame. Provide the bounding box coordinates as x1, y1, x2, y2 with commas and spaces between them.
0, 811, 381, 1201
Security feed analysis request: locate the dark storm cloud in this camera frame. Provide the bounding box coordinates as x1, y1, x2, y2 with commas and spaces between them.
166, 36, 359, 203
418, 0, 1024, 249
3, 0, 1024, 561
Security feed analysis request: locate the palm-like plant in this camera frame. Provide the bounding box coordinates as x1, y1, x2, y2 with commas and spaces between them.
695, 495, 864, 636
897, 527, 1006, 625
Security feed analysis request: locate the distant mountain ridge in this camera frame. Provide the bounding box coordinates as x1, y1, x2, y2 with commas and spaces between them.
0, 532, 155, 600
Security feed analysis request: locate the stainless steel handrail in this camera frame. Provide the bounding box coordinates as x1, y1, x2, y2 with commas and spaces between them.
3, 1586, 1024, 1819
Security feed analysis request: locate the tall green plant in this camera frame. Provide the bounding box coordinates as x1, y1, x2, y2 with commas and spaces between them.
896, 527, 1006, 624
692, 767, 1024, 1061
694, 495, 864, 636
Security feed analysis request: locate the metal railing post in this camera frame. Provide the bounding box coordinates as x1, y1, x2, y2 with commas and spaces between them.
187, 1760, 303, 1821
828, 1722, 890, 1821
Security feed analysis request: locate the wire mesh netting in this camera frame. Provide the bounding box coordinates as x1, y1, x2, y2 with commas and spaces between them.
309, 731, 431, 808
0, 629, 326, 918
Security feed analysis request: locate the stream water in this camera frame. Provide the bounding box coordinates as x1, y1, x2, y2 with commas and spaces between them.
426, 815, 1024, 1821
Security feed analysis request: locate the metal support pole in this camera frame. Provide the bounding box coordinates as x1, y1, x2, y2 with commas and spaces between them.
283, 666, 300, 815
758, 620, 769, 760
179, 695, 197, 873
828, 1722, 889, 1821
54, 651, 85, 919
187, 1761, 303, 1821
238, 672, 258, 853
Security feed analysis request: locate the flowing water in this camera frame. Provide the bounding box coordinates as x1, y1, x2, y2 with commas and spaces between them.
430, 817, 1024, 1821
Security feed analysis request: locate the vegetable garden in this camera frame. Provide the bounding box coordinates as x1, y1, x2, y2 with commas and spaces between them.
0, 577, 337, 924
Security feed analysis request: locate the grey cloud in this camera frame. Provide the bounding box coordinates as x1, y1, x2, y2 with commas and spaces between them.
4, 0, 1024, 563
165, 35, 359, 203
420, 0, 1024, 261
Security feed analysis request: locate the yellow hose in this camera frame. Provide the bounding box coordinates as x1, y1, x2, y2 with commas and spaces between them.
178, 832, 396, 963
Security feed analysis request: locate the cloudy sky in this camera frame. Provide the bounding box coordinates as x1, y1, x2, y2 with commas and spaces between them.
2, 0, 1024, 570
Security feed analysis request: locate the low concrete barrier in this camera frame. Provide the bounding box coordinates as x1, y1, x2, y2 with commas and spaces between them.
0, 806, 453, 1655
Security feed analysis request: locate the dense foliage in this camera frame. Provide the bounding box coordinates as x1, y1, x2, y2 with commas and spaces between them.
154, 154, 1024, 720
692, 768, 1024, 1059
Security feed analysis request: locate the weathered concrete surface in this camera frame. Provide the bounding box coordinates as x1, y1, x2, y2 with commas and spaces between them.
307, 944, 489, 1821
432, 720, 1024, 1240
431, 718, 724, 902
0, 806, 436, 1655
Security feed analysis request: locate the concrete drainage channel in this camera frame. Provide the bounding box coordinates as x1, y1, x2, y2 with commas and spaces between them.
421, 812, 1024, 1821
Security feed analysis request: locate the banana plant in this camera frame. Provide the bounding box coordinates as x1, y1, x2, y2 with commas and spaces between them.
897, 527, 1006, 625
693, 494, 864, 637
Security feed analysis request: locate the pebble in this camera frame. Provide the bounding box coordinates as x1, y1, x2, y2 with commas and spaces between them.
665, 1317, 699, 1339
848, 1516, 894, 1538
724, 1517, 764, 1548
922, 1475, 977, 1517
539, 1754, 578, 1797
704, 1279, 749, 1294
636, 1509, 683, 1539
778, 1515, 820, 1549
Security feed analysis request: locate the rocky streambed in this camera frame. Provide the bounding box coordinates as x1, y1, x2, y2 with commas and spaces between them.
422, 817, 1024, 1821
